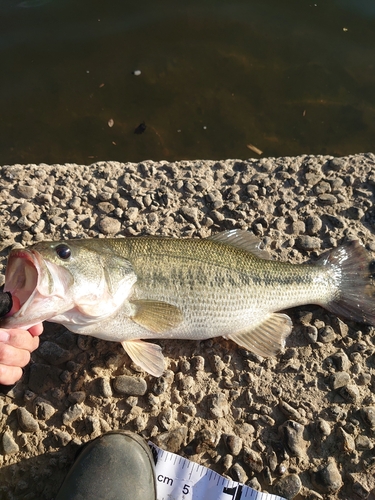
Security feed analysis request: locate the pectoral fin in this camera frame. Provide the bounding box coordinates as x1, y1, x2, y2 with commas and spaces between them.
121, 340, 165, 377
130, 299, 183, 334
224, 313, 292, 358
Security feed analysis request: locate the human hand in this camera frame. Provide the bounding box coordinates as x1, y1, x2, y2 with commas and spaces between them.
0, 295, 44, 385
0, 327, 43, 385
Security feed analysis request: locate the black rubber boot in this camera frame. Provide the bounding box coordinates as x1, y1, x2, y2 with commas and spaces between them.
56, 431, 157, 500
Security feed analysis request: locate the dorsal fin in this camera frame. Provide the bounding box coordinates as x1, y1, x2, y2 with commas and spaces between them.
208, 229, 270, 259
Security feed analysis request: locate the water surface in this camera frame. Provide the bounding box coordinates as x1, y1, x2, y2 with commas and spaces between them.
1, 0, 374, 164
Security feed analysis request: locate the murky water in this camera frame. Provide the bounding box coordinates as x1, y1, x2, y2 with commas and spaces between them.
1, 0, 374, 164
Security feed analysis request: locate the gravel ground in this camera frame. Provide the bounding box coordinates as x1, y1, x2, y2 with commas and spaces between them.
0, 154, 375, 500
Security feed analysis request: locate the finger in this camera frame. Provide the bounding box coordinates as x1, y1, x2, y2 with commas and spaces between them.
0, 364, 23, 386
0, 329, 40, 352
0, 343, 31, 368
29, 323, 44, 337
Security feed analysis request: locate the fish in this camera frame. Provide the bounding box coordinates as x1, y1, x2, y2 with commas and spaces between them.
1, 229, 375, 377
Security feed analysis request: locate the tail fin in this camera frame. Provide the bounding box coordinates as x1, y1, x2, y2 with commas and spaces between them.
318, 241, 375, 326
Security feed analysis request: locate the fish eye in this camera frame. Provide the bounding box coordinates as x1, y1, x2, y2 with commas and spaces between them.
55, 244, 71, 260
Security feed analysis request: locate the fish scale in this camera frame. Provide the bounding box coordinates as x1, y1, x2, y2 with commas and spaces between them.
2, 230, 375, 376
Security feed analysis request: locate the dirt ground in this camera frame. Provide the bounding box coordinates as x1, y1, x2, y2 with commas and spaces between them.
0, 154, 374, 500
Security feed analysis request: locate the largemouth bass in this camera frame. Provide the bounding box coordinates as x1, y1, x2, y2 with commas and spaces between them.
2, 230, 375, 376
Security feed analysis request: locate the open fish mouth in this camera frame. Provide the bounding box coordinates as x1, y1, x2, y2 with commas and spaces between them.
4, 249, 42, 314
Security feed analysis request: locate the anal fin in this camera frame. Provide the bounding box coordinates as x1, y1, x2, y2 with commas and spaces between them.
121, 339, 165, 377
224, 313, 292, 358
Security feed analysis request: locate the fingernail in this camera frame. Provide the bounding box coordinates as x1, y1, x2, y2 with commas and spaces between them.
0, 330, 10, 342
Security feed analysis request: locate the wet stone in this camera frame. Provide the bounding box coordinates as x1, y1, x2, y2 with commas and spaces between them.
17, 407, 39, 433
2, 431, 19, 455
38, 341, 72, 365
113, 375, 147, 396
273, 474, 302, 500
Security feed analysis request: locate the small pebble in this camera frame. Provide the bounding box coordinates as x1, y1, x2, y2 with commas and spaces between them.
62, 404, 84, 425
362, 406, 375, 429
68, 391, 86, 404
331, 372, 350, 390
296, 236, 321, 251
280, 420, 306, 457
340, 384, 360, 403
17, 407, 39, 433
98, 217, 121, 235
225, 435, 243, 456
313, 460, 343, 493
208, 392, 229, 419
243, 448, 263, 473
273, 474, 302, 499
54, 430, 72, 447
97, 377, 113, 398
113, 376, 147, 396
2, 431, 19, 455
38, 341, 72, 365
231, 463, 248, 483
154, 427, 187, 453
33, 399, 56, 420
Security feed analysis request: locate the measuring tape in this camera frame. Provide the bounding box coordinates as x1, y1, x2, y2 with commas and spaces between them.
149, 442, 286, 500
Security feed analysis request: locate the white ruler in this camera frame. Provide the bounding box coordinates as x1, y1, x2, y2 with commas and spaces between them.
149, 442, 285, 500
